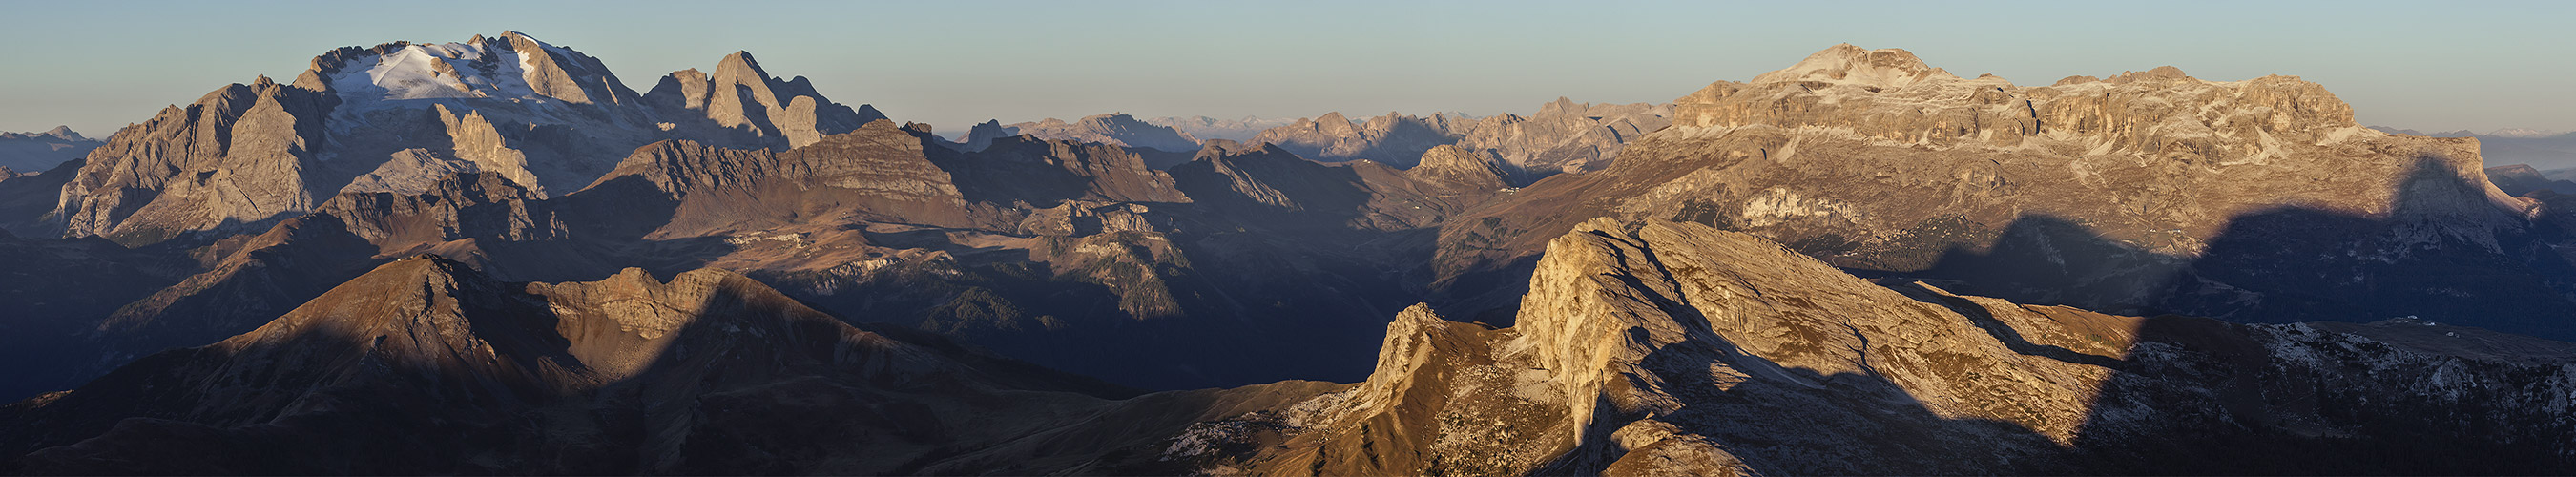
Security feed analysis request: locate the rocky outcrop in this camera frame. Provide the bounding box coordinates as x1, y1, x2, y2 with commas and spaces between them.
571, 120, 973, 238
339, 148, 484, 196
1436, 44, 2573, 340
941, 135, 1189, 205
642, 51, 885, 150
428, 105, 544, 195
52, 76, 334, 246
958, 119, 1009, 151
1458, 97, 1672, 180
972, 114, 1202, 153
2487, 164, 2576, 196
1174, 218, 2576, 475
319, 172, 565, 246
0, 126, 100, 172
1404, 144, 1510, 196
299, 31, 665, 193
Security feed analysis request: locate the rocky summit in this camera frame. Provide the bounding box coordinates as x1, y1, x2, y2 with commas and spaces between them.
5, 32, 2575, 476
25, 32, 883, 247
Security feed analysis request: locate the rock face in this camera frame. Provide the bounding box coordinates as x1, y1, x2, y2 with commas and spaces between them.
52, 76, 334, 246
967, 114, 1202, 153
641, 51, 885, 150
1436, 43, 2576, 341
1457, 97, 1672, 181
0, 126, 101, 172
1170, 219, 2576, 475
43, 32, 883, 247
571, 120, 974, 238
938, 135, 1189, 205
1404, 144, 1511, 195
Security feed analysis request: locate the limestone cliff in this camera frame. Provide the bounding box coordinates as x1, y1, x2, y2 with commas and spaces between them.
1174, 218, 2576, 474
1404, 144, 1510, 196
1458, 97, 1672, 181
52, 76, 334, 245
571, 120, 973, 238
1437, 43, 2572, 339
642, 51, 885, 150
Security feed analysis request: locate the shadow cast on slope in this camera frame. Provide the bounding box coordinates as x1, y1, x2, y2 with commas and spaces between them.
1556, 223, 2576, 475
3, 259, 1139, 475
0, 260, 592, 474
1548, 233, 2070, 475
1909, 157, 2576, 342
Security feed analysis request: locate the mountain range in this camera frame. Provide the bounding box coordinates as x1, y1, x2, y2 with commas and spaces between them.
1143, 115, 1303, 142
3, 37, 2573, 475
0, 127, 98, 174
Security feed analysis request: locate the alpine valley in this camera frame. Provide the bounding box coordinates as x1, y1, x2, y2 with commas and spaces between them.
2, 32, 2572, 475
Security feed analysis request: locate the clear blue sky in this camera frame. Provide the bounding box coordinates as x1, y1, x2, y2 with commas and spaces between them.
2, 0, 2568, 136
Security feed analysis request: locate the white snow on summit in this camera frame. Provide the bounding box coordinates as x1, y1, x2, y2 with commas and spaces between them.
2487, 128, 2568, 138
324, 34, 557, 105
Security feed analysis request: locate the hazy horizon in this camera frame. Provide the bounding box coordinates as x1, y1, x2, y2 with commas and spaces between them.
3, 0, 2568, 137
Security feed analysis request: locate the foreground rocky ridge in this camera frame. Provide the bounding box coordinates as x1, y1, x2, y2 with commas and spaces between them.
1170, 219, 2576, 475
12, 220, 2568, 474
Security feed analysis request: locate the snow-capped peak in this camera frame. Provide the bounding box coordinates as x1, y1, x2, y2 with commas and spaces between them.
319, 31, 593, 108
1751, 43, 1958, 91
2485, 128, 2566, 138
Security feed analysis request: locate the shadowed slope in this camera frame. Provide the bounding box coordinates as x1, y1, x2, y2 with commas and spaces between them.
0, 255, 1189, 474
1167, 218, 2576, 475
